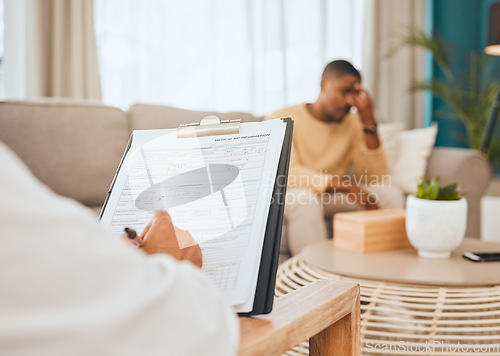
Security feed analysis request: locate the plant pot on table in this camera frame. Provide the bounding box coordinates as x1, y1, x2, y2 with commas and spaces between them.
405, 195, 468, 259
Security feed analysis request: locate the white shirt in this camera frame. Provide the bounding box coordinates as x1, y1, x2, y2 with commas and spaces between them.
0, 142, 239, 356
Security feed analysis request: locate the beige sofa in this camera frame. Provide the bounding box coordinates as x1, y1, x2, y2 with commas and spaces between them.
0, 99, 491, 237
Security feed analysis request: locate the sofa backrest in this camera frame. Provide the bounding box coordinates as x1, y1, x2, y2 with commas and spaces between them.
0, 100, 130, 206
0, 100, 263, 208
128, 103, 261, 130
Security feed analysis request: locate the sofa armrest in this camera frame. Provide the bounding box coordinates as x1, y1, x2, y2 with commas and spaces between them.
238, 280, 360, 356
425, 148, 491, 237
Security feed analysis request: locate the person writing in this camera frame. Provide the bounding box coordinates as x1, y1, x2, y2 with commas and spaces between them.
0, 141, 238, 355
123, 210, 203, 268
266, 60, 404, 257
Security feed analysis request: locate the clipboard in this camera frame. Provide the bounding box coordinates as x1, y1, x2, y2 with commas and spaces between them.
100, 116, 293, 315
245, 116, 293, 315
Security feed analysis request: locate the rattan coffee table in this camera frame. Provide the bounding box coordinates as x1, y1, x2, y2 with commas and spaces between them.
275, 238, 500, 355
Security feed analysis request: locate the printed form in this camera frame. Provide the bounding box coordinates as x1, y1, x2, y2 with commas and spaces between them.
100, 119, 286, 312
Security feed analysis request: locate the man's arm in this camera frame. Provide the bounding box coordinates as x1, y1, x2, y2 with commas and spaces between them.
288, 145, 332, 194
350, 86, 389, 182
352, 86, 381, 149
287, 136, 379, 210
326, 178, 379, 210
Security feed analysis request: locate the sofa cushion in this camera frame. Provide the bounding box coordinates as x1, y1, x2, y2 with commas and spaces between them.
0, 100, 130, 206
128, 104, 261, 131
391, 125, 438, 195
378, 124, 438, 195
378, 123, 404, 171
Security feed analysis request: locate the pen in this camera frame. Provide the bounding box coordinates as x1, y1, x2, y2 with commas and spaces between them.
124, 227, 143, 246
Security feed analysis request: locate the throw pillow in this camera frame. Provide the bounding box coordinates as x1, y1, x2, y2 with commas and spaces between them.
390, 124, 438, 195
378, 123, 404, 171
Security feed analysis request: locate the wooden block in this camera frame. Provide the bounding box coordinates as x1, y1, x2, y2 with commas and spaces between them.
333, 209, 410, 253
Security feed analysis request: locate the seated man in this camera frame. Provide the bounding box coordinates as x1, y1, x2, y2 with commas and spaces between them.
0, 141, 238, 355
266, 60, 404, 256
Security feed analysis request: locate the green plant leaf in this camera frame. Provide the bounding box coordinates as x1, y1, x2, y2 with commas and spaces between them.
416, 177, 429, 199
416, 176, 463, 200
389, 26, 500, 167
387, 28, 454, 81
428, 176, 440, 200
438, 183, 459, 200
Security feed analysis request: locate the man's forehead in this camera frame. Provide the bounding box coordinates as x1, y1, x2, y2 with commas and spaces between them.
325, 74, 360, 87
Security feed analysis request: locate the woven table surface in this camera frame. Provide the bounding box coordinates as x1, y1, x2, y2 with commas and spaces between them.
275, 256, 500, 355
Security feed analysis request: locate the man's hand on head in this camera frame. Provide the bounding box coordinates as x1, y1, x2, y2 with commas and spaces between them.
351, 84, 381, 149
352, 85, 376, 127
122, 210, 203, 268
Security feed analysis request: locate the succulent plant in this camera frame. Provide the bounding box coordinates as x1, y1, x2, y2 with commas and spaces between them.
416, 176, 463, 201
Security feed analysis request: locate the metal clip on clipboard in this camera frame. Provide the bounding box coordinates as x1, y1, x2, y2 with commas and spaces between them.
176, 115, 241, 138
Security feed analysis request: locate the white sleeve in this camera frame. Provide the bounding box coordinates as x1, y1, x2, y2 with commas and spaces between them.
0, 142, 239, 356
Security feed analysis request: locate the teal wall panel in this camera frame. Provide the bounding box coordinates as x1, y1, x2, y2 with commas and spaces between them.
424, 0, 500, 175
428, 0, 500, 173
430, 0, 481, 148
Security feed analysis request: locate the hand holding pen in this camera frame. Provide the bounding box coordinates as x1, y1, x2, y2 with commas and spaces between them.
122, 210, 202, 267
124, 227, 143, 246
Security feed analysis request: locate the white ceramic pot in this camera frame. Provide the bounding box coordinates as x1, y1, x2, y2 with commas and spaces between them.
406, 195, 467, 258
